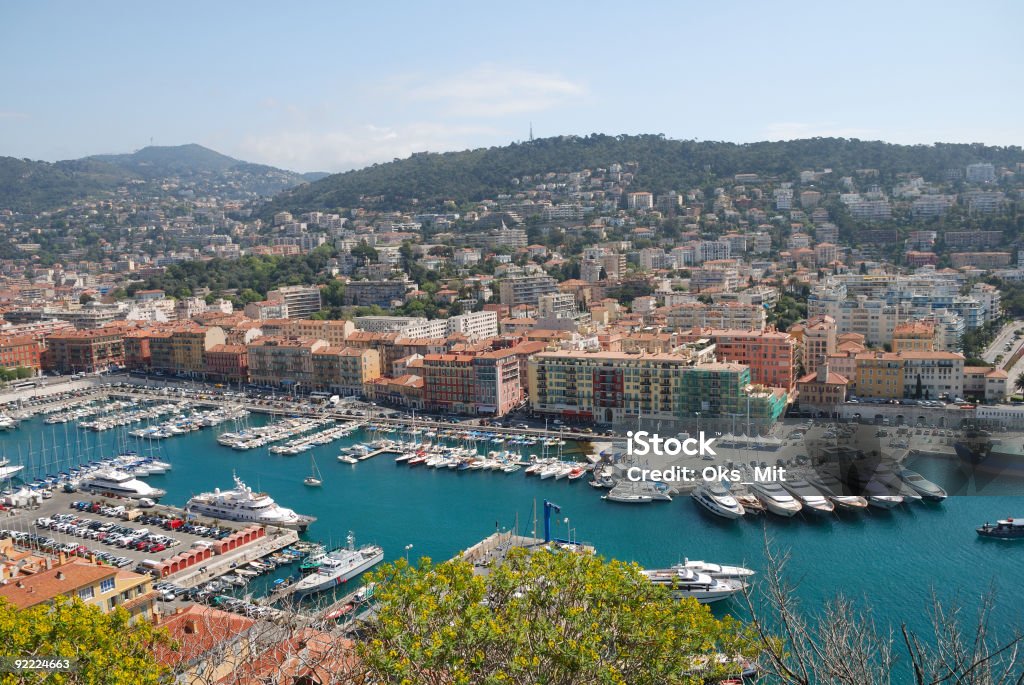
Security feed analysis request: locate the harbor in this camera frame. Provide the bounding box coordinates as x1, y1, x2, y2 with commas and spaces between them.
0, 384, 1022, 639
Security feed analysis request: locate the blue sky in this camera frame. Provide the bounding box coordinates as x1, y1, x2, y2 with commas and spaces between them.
2, 1, 1021, 172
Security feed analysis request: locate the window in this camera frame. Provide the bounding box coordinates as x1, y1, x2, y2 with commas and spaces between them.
78, 586, 95, 601
100, 578, 115, 593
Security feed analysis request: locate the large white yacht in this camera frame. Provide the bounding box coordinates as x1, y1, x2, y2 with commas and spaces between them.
641, 566, 748, 604
79, 469, 166, 500
186, 474, 314, 531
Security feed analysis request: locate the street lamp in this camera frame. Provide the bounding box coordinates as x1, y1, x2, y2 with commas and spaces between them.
563, 517, 570, 543
404, 544, 413, 563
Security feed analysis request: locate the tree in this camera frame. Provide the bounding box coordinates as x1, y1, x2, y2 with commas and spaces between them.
1015, 371, 1024, 395
0, 596, 173, 684
79, 293, 94, 305
743, 542, 1024, 684
359, 549, 758, 684
351, 241, 379, 264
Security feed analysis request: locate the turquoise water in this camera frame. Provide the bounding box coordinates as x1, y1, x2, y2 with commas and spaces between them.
3, 411, 1023, 640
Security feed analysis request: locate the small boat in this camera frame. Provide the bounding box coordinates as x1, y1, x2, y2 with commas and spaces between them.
691, 481, 745, 520
337, 455, 358, 465
304, 455, 323, 487
602, 492, 653, 504
897, 468, 947, 502
977, 518, 1024, 539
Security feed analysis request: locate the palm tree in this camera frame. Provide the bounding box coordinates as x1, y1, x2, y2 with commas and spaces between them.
1015, 372, 1024, 395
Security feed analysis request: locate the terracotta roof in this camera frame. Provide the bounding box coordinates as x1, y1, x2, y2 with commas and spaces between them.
0, 560, 116, 609
154, 605, 255, 669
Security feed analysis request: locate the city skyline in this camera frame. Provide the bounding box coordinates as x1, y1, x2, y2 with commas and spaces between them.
2, 0, 1022, 172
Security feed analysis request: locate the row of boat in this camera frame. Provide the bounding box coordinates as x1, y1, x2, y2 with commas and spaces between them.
217, 417, 331, 450
269, 421, 363, 455
45, 400, 135, 424
689, 465, 947, 520
364, 422, 566, 447
129, 406, 251, 439
393, 444, 528, 473
79, 402, 185, 431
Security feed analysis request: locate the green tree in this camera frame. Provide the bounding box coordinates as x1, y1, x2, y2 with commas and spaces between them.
1015, 372, 1024, 395
351, 241, 379, 263
359, 549, 757, 684
0, 596, 173, 685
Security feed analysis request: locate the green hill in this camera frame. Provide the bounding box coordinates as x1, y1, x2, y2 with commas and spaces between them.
0, 144, 314, 212
261, 134, 1023, 215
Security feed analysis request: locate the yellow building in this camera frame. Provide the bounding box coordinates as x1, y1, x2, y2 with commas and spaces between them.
311, 346, 382, 395
0, 559, 157, 622
892, 321, 937, 353
854, 351, 904, 399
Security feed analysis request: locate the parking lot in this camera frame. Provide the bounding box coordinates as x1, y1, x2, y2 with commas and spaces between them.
0, 491, 254, 576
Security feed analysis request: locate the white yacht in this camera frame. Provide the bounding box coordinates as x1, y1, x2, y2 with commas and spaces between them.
290, 534, 384, 598
185, 474, 314, 531
897, 468, 947, 501
780, 477, 835, 514
803, 471, 869, 510
0, 415, 16, 431
0, 458, 25, 480
672, 559, 755, 580
641, 566, 748, 604
79, 469, 166, 500
691, 481, 745, 519
746, 480, 802, 517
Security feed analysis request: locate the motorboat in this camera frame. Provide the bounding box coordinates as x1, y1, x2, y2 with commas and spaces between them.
746, 480, 802, 517
641, 566, 748, 604
691, 481, 745, 519
897, 468, 947, 501
79, 469, 166, 500
0, 458, 25, 480
290, 534, 384, 598
802, 471, 869, 510
977, 518, 1024, 539
602, 491, 653, 504
671, 559, 755, 580
779, 477, 834, 514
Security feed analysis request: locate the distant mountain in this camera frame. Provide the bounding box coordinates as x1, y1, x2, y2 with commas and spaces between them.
261, 134, 1023, 216
0, 144, 315, 213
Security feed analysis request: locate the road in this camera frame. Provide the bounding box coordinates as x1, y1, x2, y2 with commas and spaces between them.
981, 319, 1024, 364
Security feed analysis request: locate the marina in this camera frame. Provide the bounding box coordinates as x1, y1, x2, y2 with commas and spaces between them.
0, 387, 1021, 639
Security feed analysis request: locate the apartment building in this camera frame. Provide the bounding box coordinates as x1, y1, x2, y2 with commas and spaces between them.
247, 337, 326, 388
964, 367, 1009, 402
204, 344, 250, 384
265, 285, 322, 319
148, 326, 227, 377
854, 352, 904, 399
892, 321, 938, 353
528, 350, 787, 427
344, 278, 415, 308
677, 328, 797, 390
665, 302, 767, 332
420, 349, 521, 416
499, 275, 558, 307
0, 335, 41, 371
311, 347, 382, 396
46, 326, 126, 373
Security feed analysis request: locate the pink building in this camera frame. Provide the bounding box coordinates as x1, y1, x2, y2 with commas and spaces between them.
678, 328, 796, 391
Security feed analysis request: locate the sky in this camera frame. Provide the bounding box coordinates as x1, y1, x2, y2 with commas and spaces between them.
2, 1, 1022, 173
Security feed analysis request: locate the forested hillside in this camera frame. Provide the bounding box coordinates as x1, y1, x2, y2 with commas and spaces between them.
262, 134, 1023, 214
